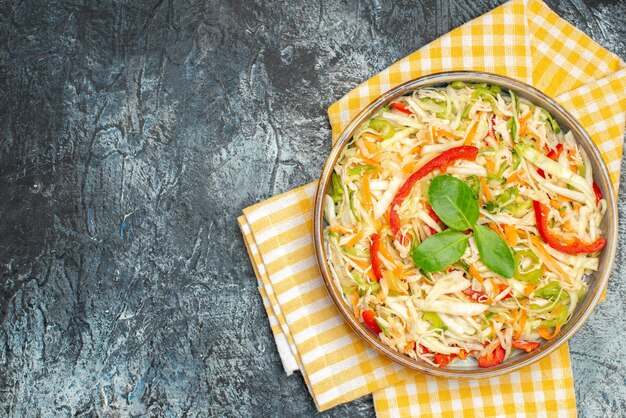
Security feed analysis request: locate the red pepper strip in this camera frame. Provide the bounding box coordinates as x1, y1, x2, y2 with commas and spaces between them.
511, 340, 540, 352
593, 182, 602, 205
546, 143, 563, 160
390, 146, 479, 236
390, 102, 412, 115
462, 288, 488, 303
477, 343, 506, 368
537, 168, 545, 179
419, 344, 431, 354
533, 200, 607, 254
433, 353, 456, 368
362, 310, 382, 334
369, 234, 383, 282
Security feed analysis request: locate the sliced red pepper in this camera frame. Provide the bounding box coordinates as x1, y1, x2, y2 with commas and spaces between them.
390, 146, 479, 236
433, 353, 456, 368
362, 310, 382, 334
390, 102, 412, 115
546, 143, 563, 160
537, 168, 545, 179
511, 340, 540, 352
369, 234, 383, 282
477, 343, 506, 368
419, 344, 431, 354
533, 200, 606, 254
593, 182, 602, 205
462, 288, 488, 303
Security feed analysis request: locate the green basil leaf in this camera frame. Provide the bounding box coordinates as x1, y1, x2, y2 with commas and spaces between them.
473, 224, 514, 278
429, 175, 479, 231
412, 230, 469, 272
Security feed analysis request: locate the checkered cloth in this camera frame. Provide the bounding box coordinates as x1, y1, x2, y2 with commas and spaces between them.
238, 0, 626, 415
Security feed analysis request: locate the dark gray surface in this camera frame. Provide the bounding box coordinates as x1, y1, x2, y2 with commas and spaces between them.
0, 0, 624, 416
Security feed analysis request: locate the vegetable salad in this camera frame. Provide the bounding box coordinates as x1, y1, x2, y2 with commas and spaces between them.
323, 82, 607, 368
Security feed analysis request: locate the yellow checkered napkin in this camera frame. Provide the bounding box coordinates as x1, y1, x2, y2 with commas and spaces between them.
238, 0, 626, 415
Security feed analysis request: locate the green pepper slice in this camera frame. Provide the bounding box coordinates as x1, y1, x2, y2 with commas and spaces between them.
513, 250, 544, 284
422, 311, 448, 331
538, 303, 568, 328
329, 172, 344, 203
370, 119, 395, 139
347, 164, 377, 177
536, 281, 561, 299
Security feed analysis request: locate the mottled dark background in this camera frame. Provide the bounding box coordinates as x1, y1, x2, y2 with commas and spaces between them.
0, 0, 624, 416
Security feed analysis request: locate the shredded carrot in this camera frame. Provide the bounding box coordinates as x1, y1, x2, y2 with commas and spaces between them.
519, 112, 531, 124
550, 200, 561, 210
469, 264, 485, 283
361, 132, 382, 142
352, 257, 378, 282
457, 349, 468, 360
524, 283, 537, 296
504, 224, 518, 246
554, 194, 571, 203
435, 127, 463, 139
464, 120, 479, 146
515, 309, 528, 339
374, 217, 384, 232
505, 171, 520, 185
402, 161, 418, 174
357, 138, 377, 156
488, 223, 507, 241
521, 126, 543, 151
393, 265, 403, 278
562, 220, 574, 232
329, 225, 355, 234
512, 308, 519, 323
362, 172, 373, 212
378, 241, 394, 263
409, 144, 422, 155
346, 231, 365, 249
357, 154, 381, 170
485, 158, 496, 173
489, 321, 497, 337
524, 126, 543, 151
480, 177, 493, 201
537, 324, 562, 340
528, 234, 570, 281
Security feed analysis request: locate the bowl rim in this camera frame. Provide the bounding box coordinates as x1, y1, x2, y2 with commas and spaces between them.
313, 70, 618, 379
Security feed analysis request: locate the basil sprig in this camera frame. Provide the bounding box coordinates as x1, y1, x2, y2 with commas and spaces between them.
412, 175, 514, 277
